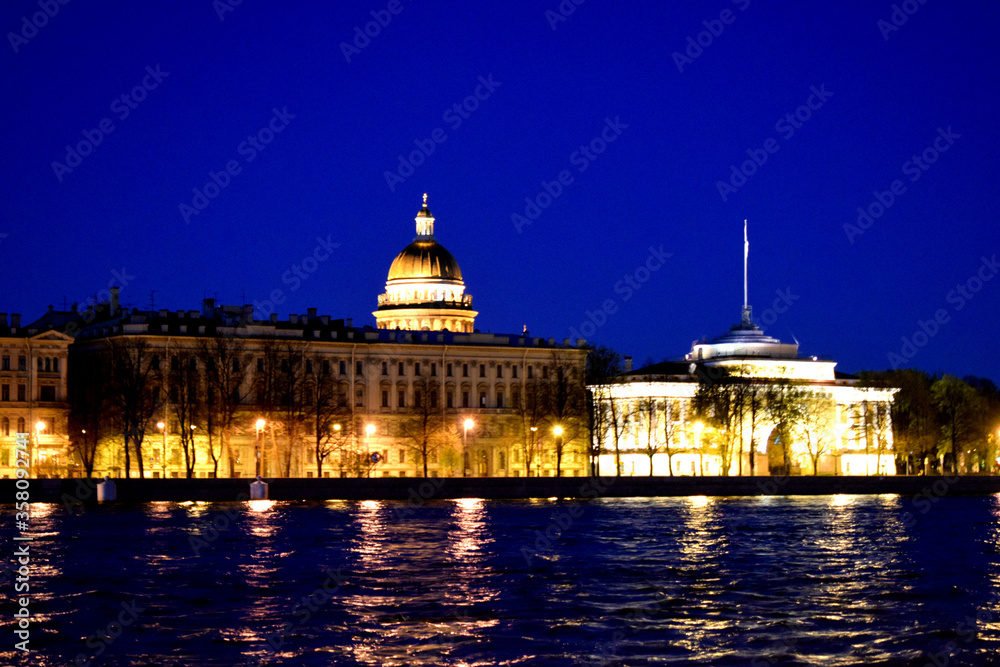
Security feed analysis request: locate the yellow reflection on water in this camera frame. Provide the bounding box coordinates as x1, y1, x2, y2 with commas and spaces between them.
247, 499, 276, 513
830, 494, 856, 508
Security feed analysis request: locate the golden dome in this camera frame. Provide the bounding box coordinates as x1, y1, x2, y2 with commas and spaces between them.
387, 240, 463, 282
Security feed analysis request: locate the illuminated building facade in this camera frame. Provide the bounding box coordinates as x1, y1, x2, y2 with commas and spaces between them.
0, 312, 72, 478
590, 306, 897, 476
51, 196, 588, 479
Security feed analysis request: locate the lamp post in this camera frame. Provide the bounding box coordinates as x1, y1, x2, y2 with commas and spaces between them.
255, 418, 265, 476
157, 421, 166, 478
463, 419, 474, 477
529, 426, 538, 477
553, 425, 564, 477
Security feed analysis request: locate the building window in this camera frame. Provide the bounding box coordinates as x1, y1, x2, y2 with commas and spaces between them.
339, 361, 347, 375
1, 356, 8, 370
446, 363, 453, 376
398, 390, 406, 408
18, 356, 26, 371
512, 366, 518, 378
528, 366, 534, 379
496, 389, 504, 409
479, 391, 486, 407
53, 358, 59, 373
415, 363, 421, 376
37, 358, 43, 372
382, 362, 388, 375
398, 362, 405, 376
414, 390, 422, 406
430, 391, 438, 408
17, 385, 25, 402
462, 363, 468, 377
446, 391, 454, 408
479, 364, 486, 377
40, 386, 55, 402
151, 355, 160, 371
398, 449, 406, 463
462, 391, 470, 408
1, 385, 8, 401
381, 390, 389, 408
355, 388, 364, 406
1, 417, 8, 435
17, 417, 25, 432
356, 361, 363, 375
542, 366, 549, 379
431, 363, 437, 377
257, 358, 264, 372
306, 360, 313, 374
496, 366, 503, 378
323, 360, 331, 374
512, 389, 521, 409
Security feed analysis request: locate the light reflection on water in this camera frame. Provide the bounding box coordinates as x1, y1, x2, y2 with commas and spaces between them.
2, 495, 1000, 666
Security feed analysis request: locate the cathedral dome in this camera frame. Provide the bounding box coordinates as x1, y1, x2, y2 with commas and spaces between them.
374, 194, 478, 333
387, 240, 463, 282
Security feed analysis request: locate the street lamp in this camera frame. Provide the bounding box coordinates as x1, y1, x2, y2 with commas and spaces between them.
463, 419, 474, 477
157, 421, 166, 478
34, 421, 45, 472
553, 425, 564, 477
529, 426, 538, 477
255, 418, 265, 476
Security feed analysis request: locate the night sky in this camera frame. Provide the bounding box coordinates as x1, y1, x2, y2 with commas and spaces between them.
3, 1, 998, 380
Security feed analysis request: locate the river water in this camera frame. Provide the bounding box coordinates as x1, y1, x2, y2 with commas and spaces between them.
3, 494, 1000, 666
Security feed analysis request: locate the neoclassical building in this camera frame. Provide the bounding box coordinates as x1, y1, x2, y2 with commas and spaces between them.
0, 313, 73, 478
56, 196, 589, 479
590, 306, 897, 476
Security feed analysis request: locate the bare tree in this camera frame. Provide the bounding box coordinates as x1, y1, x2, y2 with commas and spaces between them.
306, 357, 353, 477
105, 337, 162, 478
799, 391, 838, 475
168, 352, 202, 478
198, 336, 249, 477
68, 346, 111, 477
398, 377, 448, 476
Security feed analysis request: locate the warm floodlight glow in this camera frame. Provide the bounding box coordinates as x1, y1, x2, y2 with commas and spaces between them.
255, 418, 266, 430
693, 422, 704, 435
36, 421, 45, 432
366, 424, 376, 436
333, 423, 342, 432
553, 426, 563, 436
156, 422, 165, 430
464, 419, 474, 430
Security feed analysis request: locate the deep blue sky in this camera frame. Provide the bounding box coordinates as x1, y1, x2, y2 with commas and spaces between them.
2, 1, 998, 380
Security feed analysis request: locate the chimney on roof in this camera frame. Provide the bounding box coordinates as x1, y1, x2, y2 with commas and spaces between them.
289, 314, 298, 324
346, 318, 353, 328
11, 314, 21, 329
110, 286, 119, 316
307, 307, 317, 319
624, 356, 633, 372
270, 313, 278, 324
202, 298, 215, 317
71, 303, 78, 313
0, 313, 6, 327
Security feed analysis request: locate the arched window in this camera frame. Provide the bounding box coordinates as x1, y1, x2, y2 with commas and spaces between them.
16, 417, 25, 433
1, 417, 8, 436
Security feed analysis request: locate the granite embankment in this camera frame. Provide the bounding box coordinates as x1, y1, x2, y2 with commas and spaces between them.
4, 474, 999, 504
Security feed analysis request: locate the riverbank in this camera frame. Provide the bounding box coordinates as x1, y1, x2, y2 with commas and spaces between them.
4, 474, 1000, 504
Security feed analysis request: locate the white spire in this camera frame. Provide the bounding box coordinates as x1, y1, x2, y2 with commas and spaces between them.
741, 219, 752, 327
743, 219, 748, 309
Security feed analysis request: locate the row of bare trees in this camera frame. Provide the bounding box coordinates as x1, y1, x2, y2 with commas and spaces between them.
67, 336, 591, 478
69, 336, 356, 478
